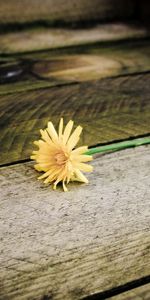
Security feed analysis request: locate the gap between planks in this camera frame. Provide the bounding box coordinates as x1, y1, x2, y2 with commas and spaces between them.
83, 277, 150, 299
108, 282, 150, 300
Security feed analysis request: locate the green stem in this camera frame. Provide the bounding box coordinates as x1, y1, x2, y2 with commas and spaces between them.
86, 137, 150, 156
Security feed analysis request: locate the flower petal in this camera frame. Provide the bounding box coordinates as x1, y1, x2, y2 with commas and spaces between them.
63, 180, 68, 192
47, 122, 59, 143
63, 120, 74, 144
34, 140, 45, 147
38, 169, 54, 180
74, 162, 93, 172
71, 146, 88, 155
59, 118, 63, 138
74, 169, 88, 183
53, 167, 67, 189
40, 130, 58, 149
53, 177, 62, 190
44, 170, 60, 184
72, 154, 93, 162
67, 125, 82, 150
34, 164, 43, 172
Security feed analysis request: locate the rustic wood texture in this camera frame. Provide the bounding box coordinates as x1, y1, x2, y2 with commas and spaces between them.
26, 40, 150, 82
0, 0, 135, 25
0, 145, 150, 300
1, 2, 149, 298
0, 23, 148, 54
110, 284, 150, 300
0, 73, 150, 165
0, 40, 150, 95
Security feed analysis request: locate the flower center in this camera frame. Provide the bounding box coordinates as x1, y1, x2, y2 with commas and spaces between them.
55, 151, 68, 166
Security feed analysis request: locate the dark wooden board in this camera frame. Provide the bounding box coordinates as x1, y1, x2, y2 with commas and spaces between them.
0, 41, 150, 96
138, 0, 150, 24
0, 0, 135, 25
1, 40, 150, 95
0, 73, 150, 165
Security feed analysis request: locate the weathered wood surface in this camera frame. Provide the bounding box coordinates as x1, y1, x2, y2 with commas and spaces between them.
0, 145, 150, 300
1, 40, 150, 95
0, 73, 150, 165
109, 284, 150, 300
1, 2, 150, 299
0, 23, 148, 54
0, 0, 135, 25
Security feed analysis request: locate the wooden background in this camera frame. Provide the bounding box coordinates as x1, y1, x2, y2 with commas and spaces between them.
0, 0, 135, 25
0, 0, 149, 25
0, 0, 150, 299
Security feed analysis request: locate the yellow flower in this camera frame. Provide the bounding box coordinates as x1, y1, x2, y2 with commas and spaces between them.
31, 118, 93, 191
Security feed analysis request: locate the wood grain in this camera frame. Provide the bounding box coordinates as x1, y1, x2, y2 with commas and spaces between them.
0, 0, 135, 25
0, 145, 150, 300
0, 23, 148, 54
0, 40, 150, 95
0, 73, 150, 165
30, 41, 150, 82
109, 284, 150, 300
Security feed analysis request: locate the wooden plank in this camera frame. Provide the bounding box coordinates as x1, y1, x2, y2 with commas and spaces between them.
0, 73, 150, 165
0, 145, 150, 300
0, 23, 148, 54
24, 40, 150, 82
109, 284, 150, 300
0, 40, 150, 95
0, 0, 135, 25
